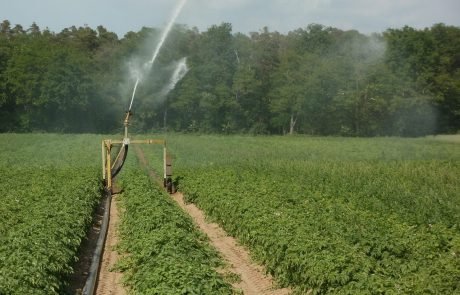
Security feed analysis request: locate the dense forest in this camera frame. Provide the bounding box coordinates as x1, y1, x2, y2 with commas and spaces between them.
0, 20, 459, 136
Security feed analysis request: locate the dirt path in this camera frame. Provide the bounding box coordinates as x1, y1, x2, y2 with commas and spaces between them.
135, 146, 290, 295
170, 192, 290, 295
95, 192, 126, 295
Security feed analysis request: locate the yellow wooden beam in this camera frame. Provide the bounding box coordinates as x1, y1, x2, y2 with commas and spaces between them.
101, 138, 168, 193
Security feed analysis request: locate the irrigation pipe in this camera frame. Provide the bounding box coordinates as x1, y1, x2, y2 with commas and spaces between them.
82, 189, 112, 295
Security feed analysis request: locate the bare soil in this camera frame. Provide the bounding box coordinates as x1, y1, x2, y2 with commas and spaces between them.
171, 192, 291, 295
95, 191, 126, 295
135, 146, 291, 295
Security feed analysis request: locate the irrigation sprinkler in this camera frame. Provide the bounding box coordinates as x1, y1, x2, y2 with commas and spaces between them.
101, 110, 174, 194
101, 0, 188, 194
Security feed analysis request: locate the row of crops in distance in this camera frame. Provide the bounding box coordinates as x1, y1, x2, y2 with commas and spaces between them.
142, 134, 460, 294
114, 154, 235, 294
0, 134, 103, 294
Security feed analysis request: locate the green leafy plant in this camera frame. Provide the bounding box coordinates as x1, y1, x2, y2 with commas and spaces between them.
115, 156, 234, 294
143, 134, 460, 294
0, 134, 103, 294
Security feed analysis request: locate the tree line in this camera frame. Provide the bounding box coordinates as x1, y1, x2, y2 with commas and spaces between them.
0, 20, 459, 136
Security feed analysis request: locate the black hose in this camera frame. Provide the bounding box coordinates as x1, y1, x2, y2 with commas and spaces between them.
82, 189, 111, 295
111, 145, 128, 179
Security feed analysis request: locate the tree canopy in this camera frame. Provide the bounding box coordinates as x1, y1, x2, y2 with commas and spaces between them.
0, 20, 459, 136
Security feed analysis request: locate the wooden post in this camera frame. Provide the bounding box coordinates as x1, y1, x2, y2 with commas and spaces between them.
106, 141, 112, 191
101, 141, 106, 181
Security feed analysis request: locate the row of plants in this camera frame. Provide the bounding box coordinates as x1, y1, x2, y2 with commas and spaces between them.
114, 156, 234, 294
179, 166, 460, 293
143, 134, 460, 294
0, 134, 103, 294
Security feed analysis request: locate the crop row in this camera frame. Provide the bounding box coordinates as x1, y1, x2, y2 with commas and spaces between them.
148, 135, 460, 294
114, 156, 234, 294
0, 134, 102, 294
179, 166, 460, 293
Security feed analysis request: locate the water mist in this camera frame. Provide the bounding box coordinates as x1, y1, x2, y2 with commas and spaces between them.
161, 57, 189, 98
128, 0, 188, 111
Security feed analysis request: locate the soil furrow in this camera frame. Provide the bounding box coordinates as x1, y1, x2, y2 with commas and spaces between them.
95, 192, 125, 295
135, 146, 291, 295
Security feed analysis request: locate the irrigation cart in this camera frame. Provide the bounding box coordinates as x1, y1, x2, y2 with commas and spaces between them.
101, 111, 173, 193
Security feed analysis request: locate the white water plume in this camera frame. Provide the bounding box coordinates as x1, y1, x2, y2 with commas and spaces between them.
128, 0, 188, 111
128, 78, 140, 111
161, 57, 189, 97
149, 0, 188, 66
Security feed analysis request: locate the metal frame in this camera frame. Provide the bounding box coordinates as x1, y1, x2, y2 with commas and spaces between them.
101, 111, 172, 193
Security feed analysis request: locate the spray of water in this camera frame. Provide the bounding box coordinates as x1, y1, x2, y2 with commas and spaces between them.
128, 0, 188, 111
161, 57, 189, 97
150, 0, 187, 65
128, 78, 140, 111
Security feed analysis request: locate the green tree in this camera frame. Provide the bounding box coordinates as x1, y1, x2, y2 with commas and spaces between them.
0, 20, 458, 135
232, 64, 262, 132
248, 28, 282, 133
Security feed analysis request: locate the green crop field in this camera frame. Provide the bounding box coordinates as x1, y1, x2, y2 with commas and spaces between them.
0, 134, 103, 294
0, 134, 234, 294
142, 134, 460, 294
1, 133, 459, 294
114, 156, 233, 294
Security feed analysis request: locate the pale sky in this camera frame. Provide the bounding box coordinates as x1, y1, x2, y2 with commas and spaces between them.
1, 0, 459, 37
